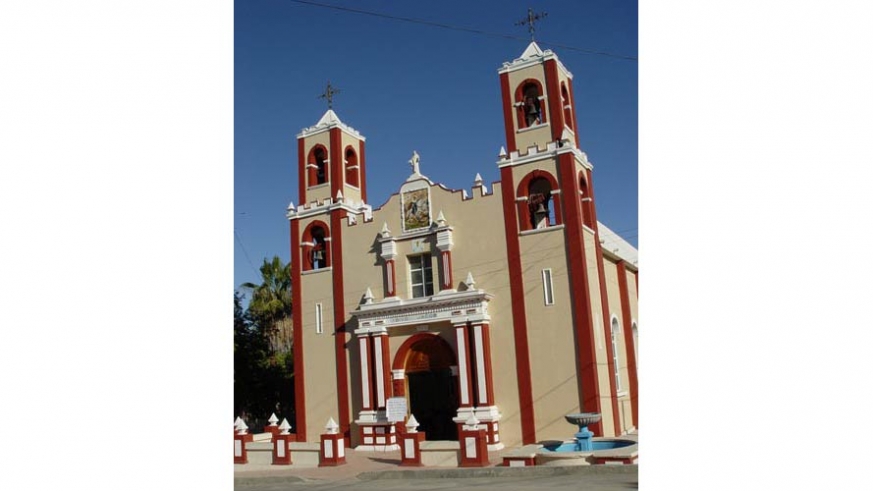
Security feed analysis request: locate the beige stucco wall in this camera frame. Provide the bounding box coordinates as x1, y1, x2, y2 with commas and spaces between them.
293, 179, 637, 444
583, 228, 617, 437
331, 178, 530, 446
298, 254, 337, 440
518, 225, 581, 442
603, 258, 633, 434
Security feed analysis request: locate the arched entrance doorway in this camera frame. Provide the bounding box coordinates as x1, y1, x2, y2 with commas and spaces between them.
397, 334, 459, 441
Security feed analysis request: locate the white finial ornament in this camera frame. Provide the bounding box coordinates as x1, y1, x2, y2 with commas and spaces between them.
287, 201, 295, 211
335, 189, 344, 202
268, 413, 279, 426
409, 150, 421, 175
237, 419, 249, 435
499, 146, 507, 158
325, 417, 339, 435
560, 127, 574, 147
436, 210, 446, 226
406, 414, 420, 433
381, 222, 391, 238
474, 173, 483, 186
465, 272, 476, 290
364, 287, 374, 305
464, 414, 481, 430
279, 418, 292, 435
234, 416, 243, 429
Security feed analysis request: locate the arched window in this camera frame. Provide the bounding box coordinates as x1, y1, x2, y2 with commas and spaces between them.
516, 170, 562, 232
561, 82, 573, 130
514, 80, 547, 129
345, 146, 359, 188
307, 145, 329, 187
578, 172, 594, 228
611, 317, 622, 392
528, 177, 555, 229
302, 221, 330, 271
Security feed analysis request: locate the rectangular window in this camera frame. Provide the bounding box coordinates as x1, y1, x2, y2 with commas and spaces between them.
542, 268, 554, 305
315, 303, 323, 334
409, 255, 434, 298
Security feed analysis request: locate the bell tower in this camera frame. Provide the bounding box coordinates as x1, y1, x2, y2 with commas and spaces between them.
497, 40, 622, 440
289, 91, 369, 444
497, 41, 580, 155
296, 84, 367, 208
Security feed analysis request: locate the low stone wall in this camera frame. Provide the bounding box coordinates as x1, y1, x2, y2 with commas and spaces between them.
420, 441, 460, 467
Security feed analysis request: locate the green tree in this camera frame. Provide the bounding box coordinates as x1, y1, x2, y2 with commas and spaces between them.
234, 290, 295, 431
241, 256, 293, 354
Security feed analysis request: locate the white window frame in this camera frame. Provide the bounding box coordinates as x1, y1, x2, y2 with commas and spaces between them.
315, 303, 323, 334
610, 316, 622, 392
542, 268, 554, 306
409, 254, 434, 298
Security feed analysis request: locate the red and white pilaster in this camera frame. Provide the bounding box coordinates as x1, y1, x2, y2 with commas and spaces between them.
435, 212, 455, 292
380, 223, 398, 298
355, 326, 399, 451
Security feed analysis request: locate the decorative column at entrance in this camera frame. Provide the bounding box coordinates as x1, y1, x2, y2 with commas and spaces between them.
354, 327, 399, 451
469, 322, 502, 449
452, 321, 475, 427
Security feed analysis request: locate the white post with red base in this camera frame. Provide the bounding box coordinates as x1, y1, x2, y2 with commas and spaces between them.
319, 418, 346, 467
234, 418, 251, 464
266, 413, 280, 441
458, 415, 489, 467
400, 415, 425, 467
272, 418, 293, 465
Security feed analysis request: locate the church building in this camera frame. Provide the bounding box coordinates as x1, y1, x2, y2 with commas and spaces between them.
286, 42, 638, 451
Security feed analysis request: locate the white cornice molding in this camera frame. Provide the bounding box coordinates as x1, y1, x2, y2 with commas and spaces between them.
297, 109, 367, 141
496, 143, 592, 170
352, 289, 493, 330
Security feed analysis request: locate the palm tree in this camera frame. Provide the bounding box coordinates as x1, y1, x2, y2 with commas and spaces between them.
241, 256, 293, 354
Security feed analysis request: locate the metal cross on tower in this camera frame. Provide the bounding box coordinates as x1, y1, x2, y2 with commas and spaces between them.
318, 81, 340, 110
515, 8, 548, 41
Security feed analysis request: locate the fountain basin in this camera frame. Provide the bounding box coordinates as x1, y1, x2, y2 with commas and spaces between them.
564, 413, 602, 428
535, 438, 638, 466
543, 439, 635, 452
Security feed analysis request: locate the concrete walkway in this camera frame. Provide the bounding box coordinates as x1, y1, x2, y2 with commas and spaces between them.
234, 434, 638, 485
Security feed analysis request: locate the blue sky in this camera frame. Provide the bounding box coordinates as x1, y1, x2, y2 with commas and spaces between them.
234, 0, 638, 291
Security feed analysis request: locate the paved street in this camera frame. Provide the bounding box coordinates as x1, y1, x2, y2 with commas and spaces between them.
236, 472, 638, 491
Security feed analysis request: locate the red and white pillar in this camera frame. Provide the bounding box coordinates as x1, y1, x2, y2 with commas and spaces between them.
272, 419, 293, 465
436, 219, 454, 291
373, 332, 391, 410
384, 259, 397, 297
399, 415, 425, 467
469, 322, 502, 448
233, 419, 250, 464
458, 416, 489, 467
319, 418, 346, 467
438, 250, 453, 291
359, 335, 375, 413
453, 321, 475, 431
380, 226, 398, 297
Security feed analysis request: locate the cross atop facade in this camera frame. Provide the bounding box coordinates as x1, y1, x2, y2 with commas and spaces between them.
318, 81, 341, 110
515, 8, 548, 41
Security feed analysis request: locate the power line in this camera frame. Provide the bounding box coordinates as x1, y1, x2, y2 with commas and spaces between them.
235, 229, 261, 278
286, 0, 638, 62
